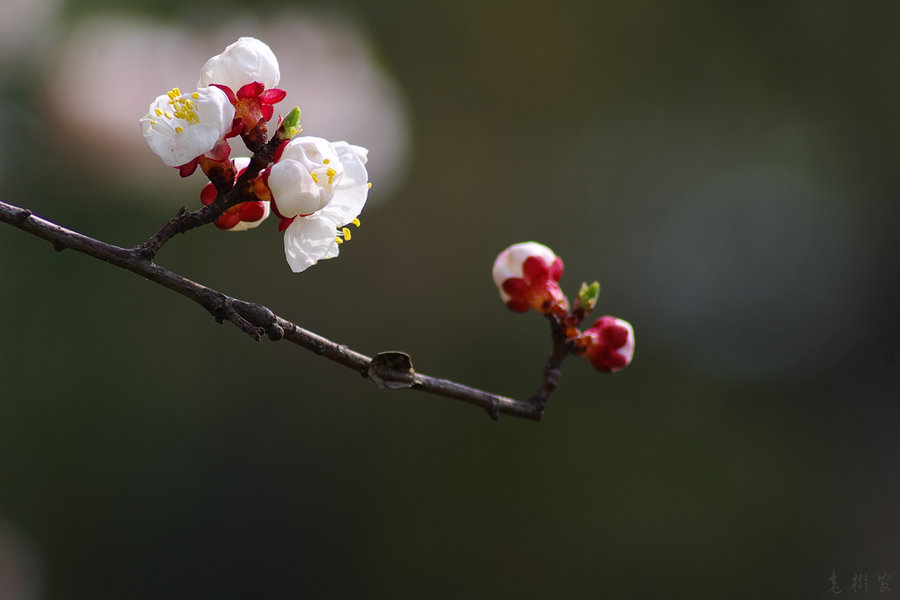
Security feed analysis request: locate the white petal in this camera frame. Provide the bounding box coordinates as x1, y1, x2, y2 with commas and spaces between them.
195, 85, 235, 131
331, 140, 368, 165
198, 36, 280, 91
491, 241, 558, 288
280, 136, 340, 171
283, 214, 340, 273
613, 318, 635, 366
317, 142, 369, 224
268, 159, 322, 216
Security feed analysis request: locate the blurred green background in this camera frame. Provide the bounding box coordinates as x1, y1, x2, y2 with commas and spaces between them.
1, 0, 898, 598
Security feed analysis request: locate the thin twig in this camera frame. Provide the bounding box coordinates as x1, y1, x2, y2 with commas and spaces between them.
0, 199, 550, 421
137, 133, 285, 260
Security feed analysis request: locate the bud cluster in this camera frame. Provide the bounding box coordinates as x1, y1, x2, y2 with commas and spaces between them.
139, 37, 370, 273
493, 242, 635, 373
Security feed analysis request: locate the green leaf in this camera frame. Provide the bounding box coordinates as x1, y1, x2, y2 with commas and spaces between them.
575, 281, 600, 313
279, 107, 302, 139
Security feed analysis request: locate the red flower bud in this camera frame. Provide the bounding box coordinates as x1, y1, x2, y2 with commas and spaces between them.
579, 316, 635, 372
492, 242, 569, 315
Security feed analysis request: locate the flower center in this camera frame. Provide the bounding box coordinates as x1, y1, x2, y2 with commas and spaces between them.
149, 88, 201, 134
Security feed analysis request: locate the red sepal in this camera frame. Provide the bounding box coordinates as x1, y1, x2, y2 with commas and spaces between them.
278, 216, 296, 232
548, 257, 564, 282
200, 183, 217, 206
210, 83, 237, 104
239, 201, 266, 222
237, 81, 265, 98
505, 300, 531, 313
215, 211, 241, 230
260, 88, 287, 103
178, 159, 198, 177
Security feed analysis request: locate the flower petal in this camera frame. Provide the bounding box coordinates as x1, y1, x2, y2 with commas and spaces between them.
317, 142, 369, 225
198, 36, 280, 91
268, 159, 322, 217
283, 214, 340, 272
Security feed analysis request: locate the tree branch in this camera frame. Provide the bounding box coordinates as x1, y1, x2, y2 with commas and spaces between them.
137, 133, 285, 260
0, 199, 554, 421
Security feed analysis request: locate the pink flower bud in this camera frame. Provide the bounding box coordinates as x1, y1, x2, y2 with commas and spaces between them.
580, 316, 635, 372
492, 242, 569, 315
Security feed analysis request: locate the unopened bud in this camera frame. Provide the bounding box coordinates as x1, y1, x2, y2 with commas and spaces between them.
492, 242, 569, 315
579, 316, 635, 373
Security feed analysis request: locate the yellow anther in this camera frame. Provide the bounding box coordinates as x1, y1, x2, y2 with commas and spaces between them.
367, 182, 372, 188
191, 92, 199, 99
154, 108, 163, 117
173, 87, 181, 96
335, 237, 344, 244
351, 218, 361, 227
323, 158, 331, 165
310, 173, 319, 183
175, 126, 184, 133
326, 167, 337, 177
164, 110, 173, 119
342, 227, 351, 241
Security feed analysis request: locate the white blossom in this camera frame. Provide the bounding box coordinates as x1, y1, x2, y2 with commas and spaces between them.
268, 137, 369, 272
139, 86, 234, 167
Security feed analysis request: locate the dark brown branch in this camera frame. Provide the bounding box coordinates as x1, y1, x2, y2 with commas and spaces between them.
527, 316, 573, 414
137, 132, 285, 260
0, 199, 551, 421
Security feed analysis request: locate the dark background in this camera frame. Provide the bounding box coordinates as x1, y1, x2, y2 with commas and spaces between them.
1, 0, 898, 598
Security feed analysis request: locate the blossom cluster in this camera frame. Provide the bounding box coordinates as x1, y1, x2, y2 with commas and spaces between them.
493, 242, 635, 373
139, 37, 369, 272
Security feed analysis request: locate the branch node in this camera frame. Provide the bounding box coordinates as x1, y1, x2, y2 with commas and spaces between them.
232, 299, 277, 328
267, 324, 284, 341
486, 399, 501, 421
14, 208, 32, 225
368, 351, 416, 389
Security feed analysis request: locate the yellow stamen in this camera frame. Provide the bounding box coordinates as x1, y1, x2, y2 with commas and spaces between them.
310, 173, 319, 183
367, 182, 372, 189
164, 110, 173, 119
154, 108, 163, 117
191, 92, 199, 99
351, 218, 361, 227
342, 227, 351, 241
335, 237, 344, 244
323, 158, 331, 164
175, 126, 184, 133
